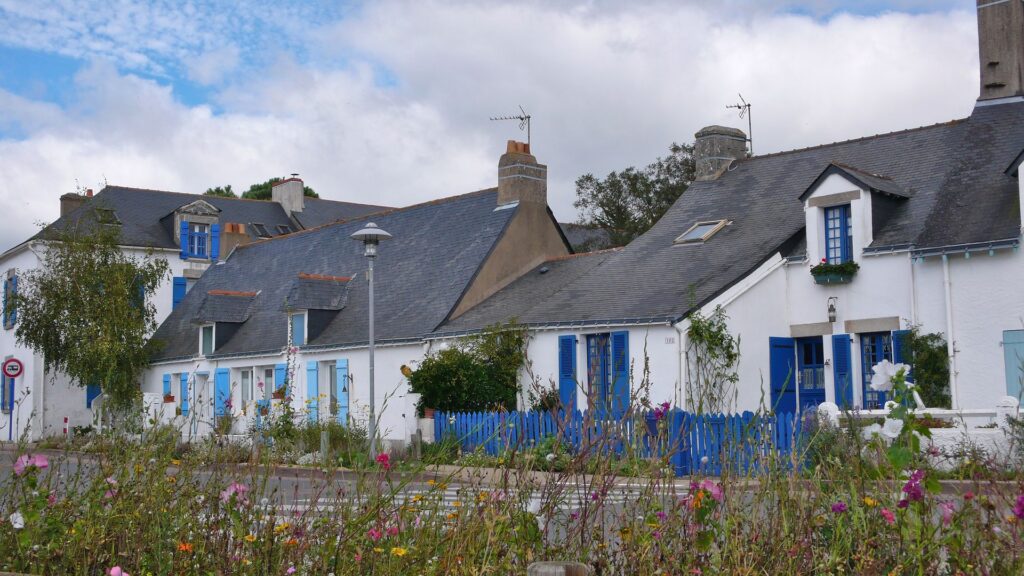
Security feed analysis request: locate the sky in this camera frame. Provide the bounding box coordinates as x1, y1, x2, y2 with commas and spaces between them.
0, 0, 980, 250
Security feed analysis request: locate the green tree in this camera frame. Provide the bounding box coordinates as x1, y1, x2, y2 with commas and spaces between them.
574, 142, 695, 248
241, 177, 319, 200
204, 185, 237, 198
12, 224, 169, 411
900, 328, 951, 408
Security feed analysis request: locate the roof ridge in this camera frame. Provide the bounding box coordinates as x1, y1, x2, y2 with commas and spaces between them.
237, 187, 500, 250
102, 185, 390, 209
741, 117, 967, 162
545, 247, 623, 263
830, 162, 893, 180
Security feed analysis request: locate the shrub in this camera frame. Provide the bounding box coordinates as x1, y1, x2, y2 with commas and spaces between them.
900, 327, 951, 408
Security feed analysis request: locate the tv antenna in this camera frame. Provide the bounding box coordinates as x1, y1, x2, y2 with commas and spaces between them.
726, 94, 753, 156
490, 105, 531, 146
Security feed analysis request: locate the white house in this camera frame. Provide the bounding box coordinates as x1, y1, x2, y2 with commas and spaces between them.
0, 181, 385, 441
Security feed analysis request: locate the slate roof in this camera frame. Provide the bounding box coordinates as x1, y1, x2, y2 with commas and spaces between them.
151, 189, 517, 360
195, 291, 259, 324
285, 274, 350, 311
806, 163, 911, 199
32, 186, 390, 250
434, 101, 1024, 332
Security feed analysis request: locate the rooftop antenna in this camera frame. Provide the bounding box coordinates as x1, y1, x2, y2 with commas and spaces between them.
490, 105, 531, 147
726, 94, 753, 156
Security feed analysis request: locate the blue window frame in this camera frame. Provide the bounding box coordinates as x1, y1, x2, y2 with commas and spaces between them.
187, 222, 209, 258
861, 332, 893, 409
824, 205, 852, 264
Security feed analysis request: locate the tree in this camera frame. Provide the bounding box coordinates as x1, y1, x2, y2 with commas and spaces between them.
574, 142, 695, 247
204, 185, 237, 198
241, 177, 319, 200
12, 224, 169, 411
900, 328, 951, 408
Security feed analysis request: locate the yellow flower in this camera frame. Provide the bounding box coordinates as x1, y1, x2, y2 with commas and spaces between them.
167, 476, 177, 484
242, 559, 251, 566
171, 459, 181, 466
452, 501, 462, 508
446, 512, 459, 520
390, 547, 408, 557
863, 496, 878, 508
244, 534, 257, 543
477, 492, 489, 503
427, 480, 436, 486
373, 547, 384, 553
274, 522, 291, 534
411, 494, 423, 503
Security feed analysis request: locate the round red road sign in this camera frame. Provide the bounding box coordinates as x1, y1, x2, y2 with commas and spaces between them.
2, 358, 23, 379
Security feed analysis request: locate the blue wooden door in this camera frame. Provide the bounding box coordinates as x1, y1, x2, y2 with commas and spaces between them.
861, 332, 893, 409
1004, 330, 1024, 399
832, 334, 854, 408
797, 337, 825, 411
214, 368, 230, 416
770, 337, 796, 414
558, 335, 577, 411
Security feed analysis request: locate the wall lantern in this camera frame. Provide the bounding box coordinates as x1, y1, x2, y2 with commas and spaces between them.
827, 296, 838, 323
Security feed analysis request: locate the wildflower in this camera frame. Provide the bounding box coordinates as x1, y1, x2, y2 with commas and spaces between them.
881, 508, 895, 525
376, 452, 391, 470
244, 534, 257, 542
452, 501, 462, 508
411, 494, 423, 503
373, 547, 384, 553
656, 511, 668, 522
220, 482, 250, 504
13, 453, 48, 476
391, 547, 408, 557
286, 566, 296, 574
939, 501, 956, 526
897, 499, 909, 509
48, 492, 58, 506
964, 491, 975, 501
1014, 494, 1024, 520
698, 479, 723, 502
171, 459, 181, 466
108, 567, 129, 576
869, 359, 911, 392
367, 528, 382, 541
177, 542, 193, 553
387, 525, 399, 537
902, 469, 925, 503
545, 453, 555, 463
569, 511, 580, 521
275, 522, 291, 535
8, 511, 25, 530
286, 538, 299, 546
863, 496, 878, 508
653, 401, 671, 420
831, 501, 848, 514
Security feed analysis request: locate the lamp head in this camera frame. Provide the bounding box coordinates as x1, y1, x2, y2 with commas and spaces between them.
351, 222, 392, 257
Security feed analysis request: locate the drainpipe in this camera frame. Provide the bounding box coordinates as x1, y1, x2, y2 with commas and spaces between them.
674, 319, 689, 410
908, 253, 918, 326
942, 255, 959, 409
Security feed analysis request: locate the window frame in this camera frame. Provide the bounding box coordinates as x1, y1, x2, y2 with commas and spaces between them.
290, 312, 307, 346
823, 204, 853, 264
200, 324, 215, 356
186, 222, 210, 259
674, 220, 728, 245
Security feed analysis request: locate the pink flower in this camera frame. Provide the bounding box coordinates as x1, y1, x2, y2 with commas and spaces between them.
831, 501, 848, 514
939, 501, 956, 526
367, 528, 382, 541
220, 482, 250, 504
1014, 494, 1024, 520
902, 469, 925, 503
376, 453, 391, 471
656, 511, 668, 522
964, 491, 975, 501
47, 493, 57, 506
386, 525, 399, 537
880, 508, 895, 525
653, 401, 672, 420
698, 479, 723, 502
13, 453, 48, 476
108, 567, 129, 576
286, 566, 296, 574
104, 476, 118, 499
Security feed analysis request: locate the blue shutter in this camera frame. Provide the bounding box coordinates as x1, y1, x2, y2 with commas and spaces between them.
558, 335, 577, 411
769, 337, 797, 414
179, 221, 189, 259
162, 373, 171, 396
892, 330, 912, 383
214, 368, 230, 416
180, 373, 190, 416
210, 223, 220, 261
336, 360, 349, 426
2, 277, 8, 328
306, 360, 319, 422
10, 276, 16, 325
610, 331, 629, 419
86, 384, 102, 408
840, 205, 852, 263
1003, 330, 1024, 399
832, 334, 853, 408
172, 277, 186, 310
275, 363, 287, 395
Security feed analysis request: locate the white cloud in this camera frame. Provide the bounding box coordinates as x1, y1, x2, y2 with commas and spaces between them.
0, 1, 981, 251
187, 45, 240, 85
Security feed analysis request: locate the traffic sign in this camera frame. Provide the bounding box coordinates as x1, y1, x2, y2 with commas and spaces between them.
2, 358, 23, 379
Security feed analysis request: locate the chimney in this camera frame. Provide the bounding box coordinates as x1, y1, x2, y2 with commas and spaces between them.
694, 126, 748, 181
59, 192, 88, 217
497, 140, 547, 205
977, 0, 1024, 101
272, 177, 305, 214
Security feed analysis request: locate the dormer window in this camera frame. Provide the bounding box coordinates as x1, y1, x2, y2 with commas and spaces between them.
277, 224, 293, 235
200, 324, 215, 356
251, 223, 271, 238
187, 223, 209, 258
290, 312, 306, 346
824, 205, 853, 264
675, 220, 728, 245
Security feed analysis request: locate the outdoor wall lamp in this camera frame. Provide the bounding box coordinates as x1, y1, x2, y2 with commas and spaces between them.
827, 296, 838, 323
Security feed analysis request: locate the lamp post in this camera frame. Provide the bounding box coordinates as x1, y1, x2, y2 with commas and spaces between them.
351, 222, 392, 459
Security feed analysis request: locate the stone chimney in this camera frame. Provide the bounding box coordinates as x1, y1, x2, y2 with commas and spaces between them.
977, 0, 1024, 102
497, 141, 547, 205
59, 190, 90, 217
272, 177, 305, 214
694, 126, 748, 181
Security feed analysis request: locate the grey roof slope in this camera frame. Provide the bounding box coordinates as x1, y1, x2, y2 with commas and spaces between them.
434, 101, 1024, 332
806, 163, 911, 199
34, 186, 391, 249
285, 274, 350, 311
560, 223, 614, 251
151, 189, 517, 360
292, 197, 389, 228
195, 291, 259, 324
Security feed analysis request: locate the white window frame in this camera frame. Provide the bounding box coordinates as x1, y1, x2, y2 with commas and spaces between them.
674, 219, 728, 245
200, 324, 215, 356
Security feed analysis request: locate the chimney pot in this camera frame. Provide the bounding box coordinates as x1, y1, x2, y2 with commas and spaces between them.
693, 125, 748, 181
86, 188, 93, 197
497, 140, 546, 205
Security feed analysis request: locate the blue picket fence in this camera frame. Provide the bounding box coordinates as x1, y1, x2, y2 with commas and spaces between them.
434, 409, 804, 476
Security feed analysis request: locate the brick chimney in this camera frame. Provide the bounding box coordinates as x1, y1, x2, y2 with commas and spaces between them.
977, 0, 1024, 102
497, 141, 547, 205
59, 191, 89, 217
272, 177, 305, 214
694, 126, 748, 181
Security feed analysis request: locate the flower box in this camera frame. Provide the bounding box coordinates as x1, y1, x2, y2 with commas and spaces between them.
810, 259, 859, 285
812, 271, 855, 285
163, 394, 176, 403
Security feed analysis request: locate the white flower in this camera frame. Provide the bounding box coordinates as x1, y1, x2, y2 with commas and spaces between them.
869, 360, 911, 392
545, 453, 555, 463
700, 456, 709, 464
881, 417, 904, 440
9, 511, 24, 530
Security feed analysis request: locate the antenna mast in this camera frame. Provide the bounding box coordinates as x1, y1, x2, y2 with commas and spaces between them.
489, 105, 531, 146
726, 94, 753, 156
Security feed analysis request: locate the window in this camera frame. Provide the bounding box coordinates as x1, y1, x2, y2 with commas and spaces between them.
95, 208, 121, 225
674, 220, 727, 244
824, 205, 852, 264
2, 274, 16, 330
327, 362, 338, 416
240, 369, 253, 406
291, 313, 306, 346
277, 224, 293, 235
201, 324, 215, 356
251, 223, 271, 238
263, 367, 275, 400
187, 222, 209, 258
860, 332, 893, 409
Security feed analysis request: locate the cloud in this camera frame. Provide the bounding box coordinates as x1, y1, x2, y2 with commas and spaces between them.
0, 1, 980, 251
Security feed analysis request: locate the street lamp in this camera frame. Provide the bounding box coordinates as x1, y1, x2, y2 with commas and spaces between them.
351, 222, 392, 459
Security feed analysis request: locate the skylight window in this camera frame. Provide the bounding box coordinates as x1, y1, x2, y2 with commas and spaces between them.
251, 223, 270, 238
277, 224, 293, 235
674, 220, 728, 245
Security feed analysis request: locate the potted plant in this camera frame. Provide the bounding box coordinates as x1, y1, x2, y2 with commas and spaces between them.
163, 393, 175, 403
810, 259, 859, 285
271, 388, 286, 400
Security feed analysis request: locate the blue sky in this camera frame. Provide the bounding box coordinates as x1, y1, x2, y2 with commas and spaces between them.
0, 0, 979, 248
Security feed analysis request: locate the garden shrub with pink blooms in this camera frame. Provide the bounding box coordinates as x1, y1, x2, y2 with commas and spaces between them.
2, 365, 1024, 575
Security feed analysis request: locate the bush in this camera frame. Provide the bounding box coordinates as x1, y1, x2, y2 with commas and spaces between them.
900, 327, 951, 408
